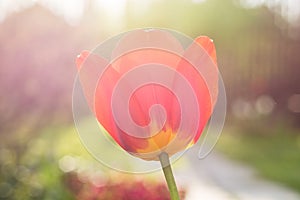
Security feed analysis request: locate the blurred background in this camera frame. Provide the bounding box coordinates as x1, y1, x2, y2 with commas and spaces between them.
0, 0, 299, 199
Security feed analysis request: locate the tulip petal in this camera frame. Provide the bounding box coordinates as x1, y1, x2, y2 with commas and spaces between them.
111, 29, 184, 63
76, 51, 127, 148
76, 51, 110, 112
194, 36, 217, 65
97, 50, 182, 153
177, 36, 218, 144
76, 32, 219, 161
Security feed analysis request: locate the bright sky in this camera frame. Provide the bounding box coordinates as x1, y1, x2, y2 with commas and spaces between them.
0, 0, 299, 26
0, 0, 82, 24
241, 0, 300, 25
0, 0, 127, 25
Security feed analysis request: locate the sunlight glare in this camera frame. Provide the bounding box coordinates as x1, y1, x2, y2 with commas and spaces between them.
0, 0, 34, 22
95, 0, 127, 19
39, 0, 85, 25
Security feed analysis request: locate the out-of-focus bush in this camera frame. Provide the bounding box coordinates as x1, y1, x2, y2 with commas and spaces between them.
63, 171, 186, 200
0, 6, 80, 137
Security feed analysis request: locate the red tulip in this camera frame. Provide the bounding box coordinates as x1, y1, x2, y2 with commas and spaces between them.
76, 29, 218, 161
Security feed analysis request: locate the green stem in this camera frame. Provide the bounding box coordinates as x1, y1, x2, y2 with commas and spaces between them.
159, 152, 180, 200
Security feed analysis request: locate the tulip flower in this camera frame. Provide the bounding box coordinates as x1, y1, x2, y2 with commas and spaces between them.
76, 29, 218, 200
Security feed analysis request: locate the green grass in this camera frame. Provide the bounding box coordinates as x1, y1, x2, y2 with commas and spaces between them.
216, 124, 300, 193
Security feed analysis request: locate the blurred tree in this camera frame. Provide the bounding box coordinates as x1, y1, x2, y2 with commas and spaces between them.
0, 5, 83, 143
